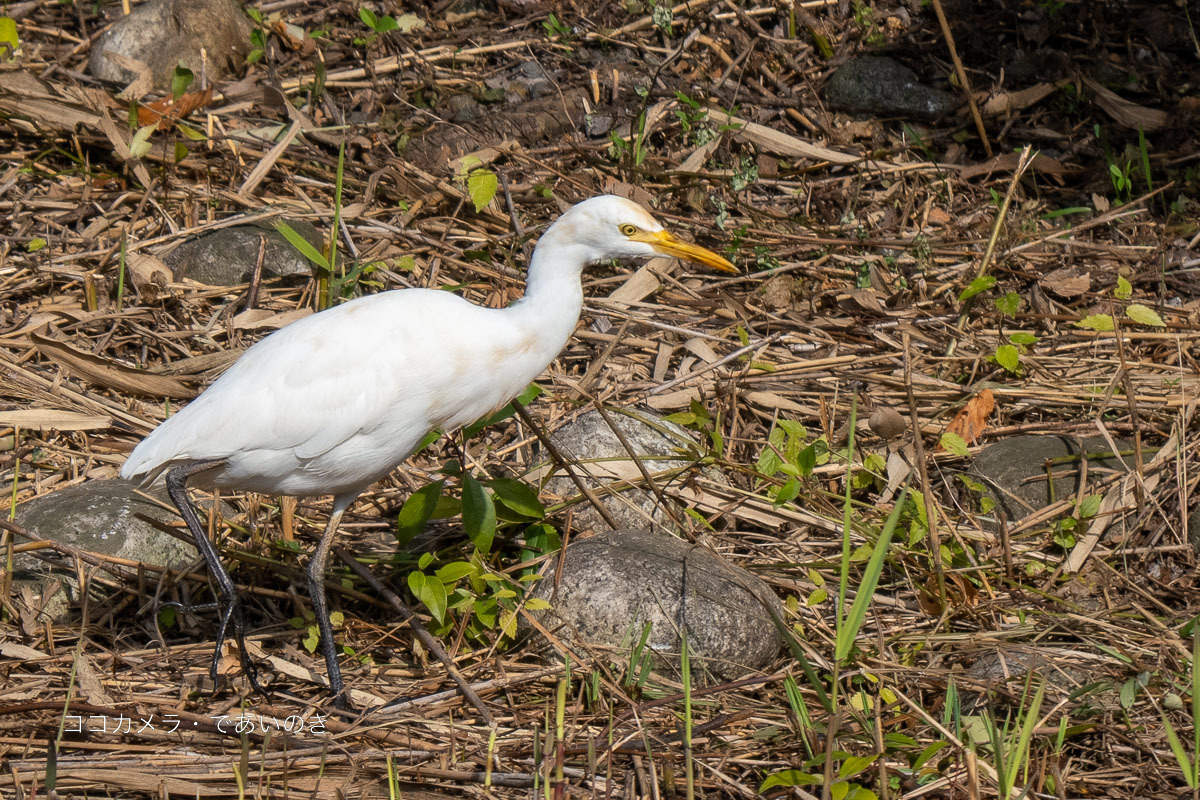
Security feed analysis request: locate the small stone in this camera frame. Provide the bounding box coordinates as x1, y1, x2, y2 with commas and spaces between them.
869, 407, 907, 440
446, 94, 482, 124
89, 0, 252, 91
536, 407, 723, 534
972, 435, 1132, 527
526, 528, 784, 682
584, 113, 614, 138
164, 219, 323, 285
759, 274, 794, 310
824, 56, 955, 120
14, 480, 224, 623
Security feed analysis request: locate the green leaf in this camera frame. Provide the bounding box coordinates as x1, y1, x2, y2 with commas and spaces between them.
467, 168, 498, 213
275, 221, 330, 270
774, 477, 800, 507
994, 343, 1020, 373
1163, 716, 1198, 789
1008, 331, 1038, 346
435, 561, 477, 583
1119, 677, 1137, 709
129, 124, 156, 159
26, 238, 46, 252
462, 473, 496, 553
359, 7, 378, 28
177, 121, 207, 141
488, 478, 544, 518
1115, 275, 1133, 299
170, 63, 194, 100
756, 425, 786, 476
939, 432, 969, 457
525, 597, 552, 611
373, 14, 399, 33
1078, 493, 1102, 518
958, 274, 996, 303
420, 575, 448, 623
1126, 303, 1165, 327
796, 443, 817, 476
1074, 313, 1114, 331
993, 290, 1021, 316
396, 480, 444, 546
0, 17, 19, 59
760, 770, 821, 791
838, 755, 878, 780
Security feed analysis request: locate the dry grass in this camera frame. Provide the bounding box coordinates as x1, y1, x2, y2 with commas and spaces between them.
2, 0, 1200, 797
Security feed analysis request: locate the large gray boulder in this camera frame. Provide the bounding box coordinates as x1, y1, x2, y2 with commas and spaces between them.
526, 528, 784, 683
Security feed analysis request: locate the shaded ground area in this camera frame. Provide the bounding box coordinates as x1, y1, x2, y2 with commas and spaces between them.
1, 0, 1199, 797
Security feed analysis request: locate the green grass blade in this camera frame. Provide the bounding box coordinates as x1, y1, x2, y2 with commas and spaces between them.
835, 487, 907, 663
1164, 716, 1198, 789
275, 220, 329, 270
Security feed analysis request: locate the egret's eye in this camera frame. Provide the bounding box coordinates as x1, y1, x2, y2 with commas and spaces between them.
618, 223, 639, 236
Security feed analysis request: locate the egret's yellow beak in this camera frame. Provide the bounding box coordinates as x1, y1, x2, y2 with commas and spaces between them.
631, 230, 738, 273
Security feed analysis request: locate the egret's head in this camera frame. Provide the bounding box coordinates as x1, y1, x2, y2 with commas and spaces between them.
549, 195, 737, 273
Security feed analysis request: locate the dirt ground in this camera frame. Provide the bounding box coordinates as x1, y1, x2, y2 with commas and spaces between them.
2, 0, 1200, 797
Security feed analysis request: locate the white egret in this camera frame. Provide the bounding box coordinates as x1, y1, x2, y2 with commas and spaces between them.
121, 194, 736, 703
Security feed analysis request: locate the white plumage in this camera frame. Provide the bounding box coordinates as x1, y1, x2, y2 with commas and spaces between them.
121, 194, 736, 704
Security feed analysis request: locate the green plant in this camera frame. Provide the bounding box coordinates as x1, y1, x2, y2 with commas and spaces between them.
542, 12, 571, 41
0, 16, 19, 60
1163, 629, 1200, 791
356, 6, 399, 46
454, 155, 499, 213
730, 154, 758, 192
650, 0, 673, 36
972, 678, 1046, 798
401, 471, 552, 643
395, 385, 554, 645
245, 7, 269, 64
751, 417, 824, 506
673, 91, 715, 146
852, 0, 884, 46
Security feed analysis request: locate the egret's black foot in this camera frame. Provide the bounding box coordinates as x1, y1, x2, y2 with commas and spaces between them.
213, 592, 270, 697
159, 600, 220, 614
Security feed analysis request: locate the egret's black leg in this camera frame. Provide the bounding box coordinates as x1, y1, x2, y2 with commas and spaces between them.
307, 495, 354, 707
165, 460, 267, 696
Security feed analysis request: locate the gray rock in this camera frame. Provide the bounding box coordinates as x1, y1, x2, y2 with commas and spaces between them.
960, 645, 1104, 712
526, 528, 784, 683
89, 0, 252, 90
824, 56, 956, 120
536, 407, 715, 533
972, 435, 1132, 525
512, 60, 554, 98
584, 113, 614, 138
14, 480, 221, 623
445, 94, 482, 124
163, 219, 323, 285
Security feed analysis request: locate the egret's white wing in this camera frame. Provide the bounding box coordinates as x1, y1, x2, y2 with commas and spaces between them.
121, 290, 504, 483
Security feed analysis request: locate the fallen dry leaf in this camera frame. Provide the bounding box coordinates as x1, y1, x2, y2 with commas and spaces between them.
136, 86, 214, 130
1039, 266, 1091, 299
944, 389, 995, 445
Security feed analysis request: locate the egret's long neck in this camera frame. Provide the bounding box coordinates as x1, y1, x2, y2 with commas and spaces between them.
508, 224, 589, 352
